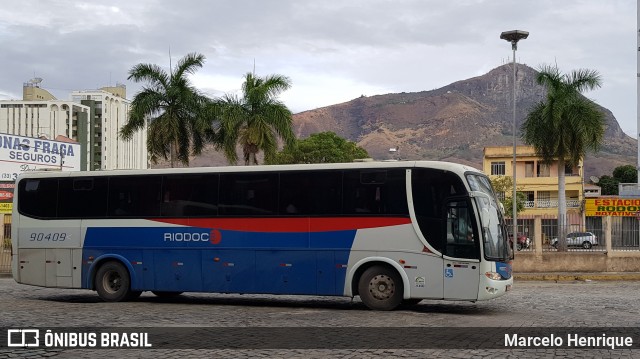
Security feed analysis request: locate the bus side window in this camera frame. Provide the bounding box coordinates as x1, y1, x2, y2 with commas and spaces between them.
108, 176, 162, 217
445, 200, 479, 259
343, 169, 408, 215
18, 178, 59, 219
279, 171, 343, 216
412, 168, 468, 254
219, 173, 278, 215
161, 174, 218, 217
58, 178, 108, 218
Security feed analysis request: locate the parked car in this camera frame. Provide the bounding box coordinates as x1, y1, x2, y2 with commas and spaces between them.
551, 232, 598, 249
509, 233, 531, 251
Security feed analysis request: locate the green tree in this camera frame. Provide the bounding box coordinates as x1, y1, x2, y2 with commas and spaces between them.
598, 175, 618, 195
216, 72, 295, 165
521, 64, 605, 250
612, 164, 637, 184
596, 165, 637, 195
121, 52, 213, 167
266, 132, 369, 164
490, 176, 526, 218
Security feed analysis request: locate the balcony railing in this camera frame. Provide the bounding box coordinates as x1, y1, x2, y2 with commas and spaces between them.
524, 200, 580, 209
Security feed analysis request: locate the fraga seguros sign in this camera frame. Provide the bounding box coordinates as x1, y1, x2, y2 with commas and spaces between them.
0, 133, 81, 180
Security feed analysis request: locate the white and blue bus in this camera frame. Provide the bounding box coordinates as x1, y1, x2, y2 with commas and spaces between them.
11, 161, 512, 310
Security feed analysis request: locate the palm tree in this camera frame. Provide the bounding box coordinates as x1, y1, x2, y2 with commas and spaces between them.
216, 72, 295, 165
121, 52, 213, 167
521, 65, 605, 250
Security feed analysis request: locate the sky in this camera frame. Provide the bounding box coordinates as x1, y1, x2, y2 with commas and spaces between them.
1, 0, 637, 136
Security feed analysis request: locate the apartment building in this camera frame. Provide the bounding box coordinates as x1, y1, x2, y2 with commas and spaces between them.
483, 145, 584, 216
0, 84, 91, 170
71, 84, 147, 171
1, 81, 148, 171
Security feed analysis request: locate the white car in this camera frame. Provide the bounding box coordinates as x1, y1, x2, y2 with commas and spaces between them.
551, 232, 598, 249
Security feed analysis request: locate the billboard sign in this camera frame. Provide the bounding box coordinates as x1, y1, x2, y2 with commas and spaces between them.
0, 182, 14, 214
585, 198, 640, 217
0, 133, 81, 181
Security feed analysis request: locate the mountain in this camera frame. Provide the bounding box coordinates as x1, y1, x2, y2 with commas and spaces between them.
292, 64, 636, 178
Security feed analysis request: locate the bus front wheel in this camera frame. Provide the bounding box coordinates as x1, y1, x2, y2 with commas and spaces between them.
358, 265, 403, 311
95, 261, 134, 302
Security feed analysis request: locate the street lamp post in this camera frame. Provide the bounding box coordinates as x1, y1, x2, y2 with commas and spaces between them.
500, 30, 528, 255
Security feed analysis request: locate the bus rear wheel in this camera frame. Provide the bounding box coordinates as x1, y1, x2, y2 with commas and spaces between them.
358, 265, 403, 311
95, 261, 133, 302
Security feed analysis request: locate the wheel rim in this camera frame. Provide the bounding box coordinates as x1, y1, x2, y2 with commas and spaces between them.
102, 270, 122, 294
368, 274, 395, 301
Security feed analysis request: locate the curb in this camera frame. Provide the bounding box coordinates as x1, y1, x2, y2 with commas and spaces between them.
514, 273, 640, 281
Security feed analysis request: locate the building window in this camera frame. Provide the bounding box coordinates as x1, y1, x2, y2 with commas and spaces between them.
565, 164, 574, 176
491, 162, 505, 175
525, 161, 534, 177
537, 163, 550, 177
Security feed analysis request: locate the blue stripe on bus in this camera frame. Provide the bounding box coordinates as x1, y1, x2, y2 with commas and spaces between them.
82, 226, 357, 295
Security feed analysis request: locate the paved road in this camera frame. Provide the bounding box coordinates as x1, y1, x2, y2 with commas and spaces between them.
0, 277, 639, 358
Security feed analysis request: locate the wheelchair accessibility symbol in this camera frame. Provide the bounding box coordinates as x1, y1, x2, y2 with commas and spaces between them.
445, 268, 454, 278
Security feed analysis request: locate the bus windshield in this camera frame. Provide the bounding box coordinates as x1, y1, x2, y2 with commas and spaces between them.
466, 174, 512, 261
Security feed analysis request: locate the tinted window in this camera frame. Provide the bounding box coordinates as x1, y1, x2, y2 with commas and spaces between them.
343, 169, 408, 215
19, 178, 59, 218
444, 199, 479, 259
219, 173, 278, 215
108, 176, 162, 217
279, 171, 343, 215
58, 178, 108, 218
162, 174, 218, 217
412, 168, 468, 253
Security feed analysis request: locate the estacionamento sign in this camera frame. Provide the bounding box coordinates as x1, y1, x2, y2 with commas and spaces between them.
585, 198, 640, 217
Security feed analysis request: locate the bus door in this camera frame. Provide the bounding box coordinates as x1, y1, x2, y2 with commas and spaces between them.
442, 198, 480, 300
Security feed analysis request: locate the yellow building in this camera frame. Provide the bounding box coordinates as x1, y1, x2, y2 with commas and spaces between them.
483, 145, 584, 218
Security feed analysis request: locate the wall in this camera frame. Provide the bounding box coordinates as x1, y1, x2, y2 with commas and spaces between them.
514, 251, 640, 272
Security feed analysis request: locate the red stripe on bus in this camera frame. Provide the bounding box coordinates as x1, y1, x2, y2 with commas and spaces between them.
150, 217, 411, 233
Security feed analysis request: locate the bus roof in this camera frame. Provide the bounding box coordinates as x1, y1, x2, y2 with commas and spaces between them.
14, 161, 484, 181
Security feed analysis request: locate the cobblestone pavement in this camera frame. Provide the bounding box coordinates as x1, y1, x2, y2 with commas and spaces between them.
0, 278, 639, 358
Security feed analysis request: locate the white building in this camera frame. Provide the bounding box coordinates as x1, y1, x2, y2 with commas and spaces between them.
0, 96, 92, 170
0, 80, 148, 171
71, 85, 148, 170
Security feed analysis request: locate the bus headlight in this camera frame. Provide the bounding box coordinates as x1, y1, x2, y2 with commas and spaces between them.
485, 271, 501, 280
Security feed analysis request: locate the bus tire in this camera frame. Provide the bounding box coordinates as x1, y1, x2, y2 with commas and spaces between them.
95, 261, 133, 302
358, 265, 403, 311
152, 291, 183, 298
